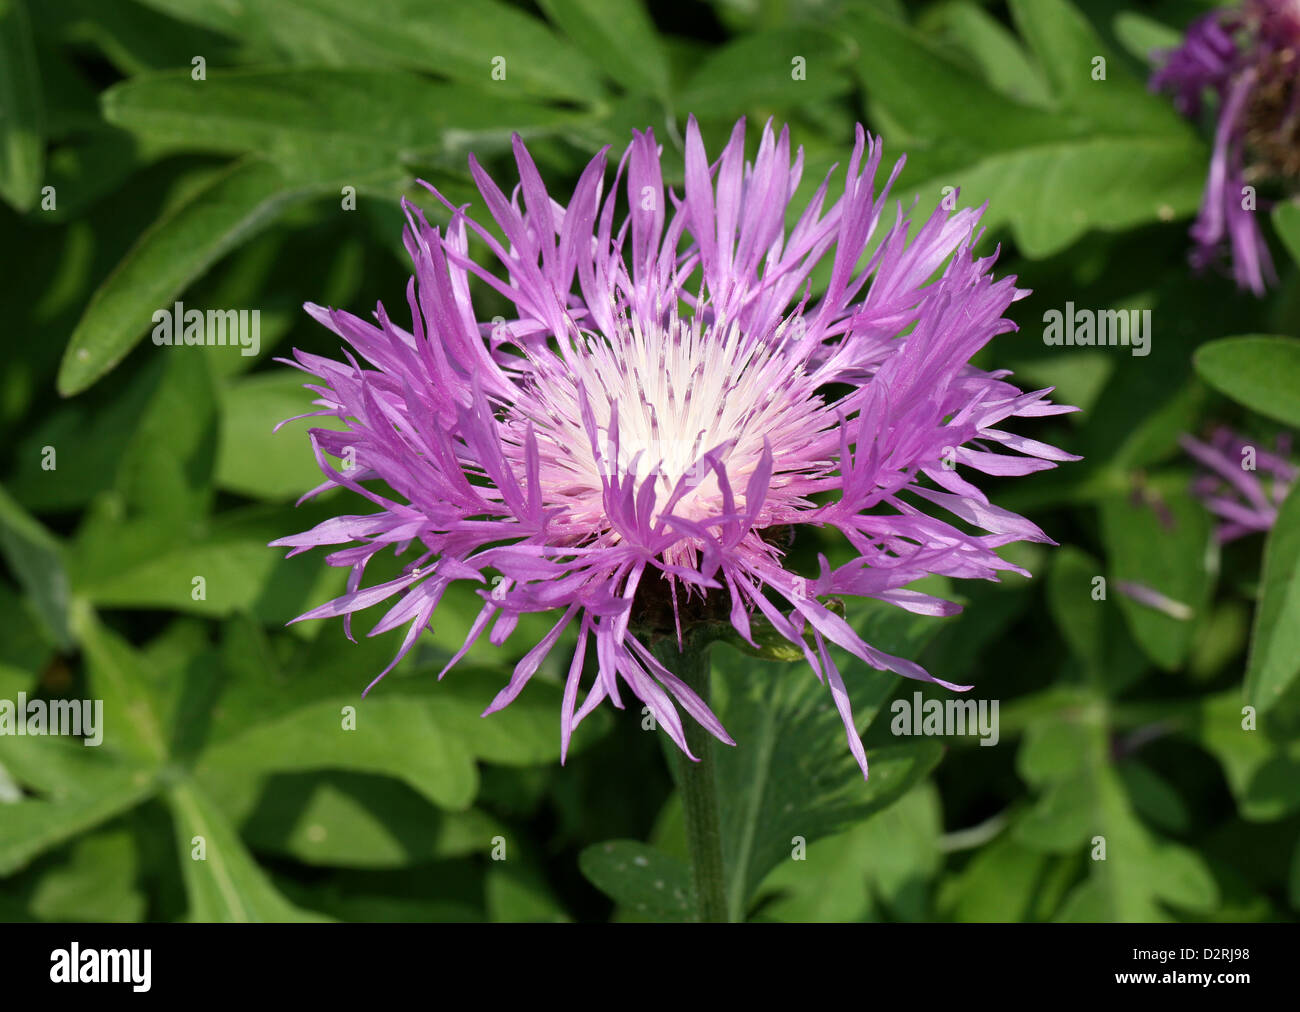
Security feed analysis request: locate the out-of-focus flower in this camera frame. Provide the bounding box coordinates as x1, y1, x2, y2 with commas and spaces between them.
1181, 427, 1296, 539
272, 117, 1078, 777
1115, 580, 1194, 620
1152, 0, 1300, 294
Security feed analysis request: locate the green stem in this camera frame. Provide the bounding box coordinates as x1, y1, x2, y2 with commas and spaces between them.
654, 635, 729, 923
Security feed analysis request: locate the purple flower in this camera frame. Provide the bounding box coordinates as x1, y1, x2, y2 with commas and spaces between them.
1182, 427, 1296, 540
272, 117, 1078, 778
1152, 0, 1300, 294
1115, 580, 1194, 621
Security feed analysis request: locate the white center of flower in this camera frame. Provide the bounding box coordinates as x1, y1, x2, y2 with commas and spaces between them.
502, 313, 827, 535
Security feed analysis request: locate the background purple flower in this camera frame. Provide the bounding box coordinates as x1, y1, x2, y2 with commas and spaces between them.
1182, 426, 1296, 540
273, 117, 1078, 778
1152, 0, 1300, 293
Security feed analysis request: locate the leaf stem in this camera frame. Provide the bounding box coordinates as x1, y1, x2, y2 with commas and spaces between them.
655, 635, 730, 923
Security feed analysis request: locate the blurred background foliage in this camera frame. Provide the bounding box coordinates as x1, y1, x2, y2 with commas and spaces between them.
1, 0, 1299, 923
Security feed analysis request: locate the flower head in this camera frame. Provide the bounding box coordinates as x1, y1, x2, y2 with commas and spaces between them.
1152, 0, 1300, 294
273, 117, 1078, 777
1182, 426, 1295, 540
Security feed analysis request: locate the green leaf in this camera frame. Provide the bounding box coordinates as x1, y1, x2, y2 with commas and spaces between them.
232, 772, 507, 869
42, 0, 244, 78
1017, 778, 1096, 852
846, 8, 1062, 145
1190, 600, 1252, 680
1112, 11, 1183, 63
72, 497, 345, 626
1015, 710, 1101, 853
938, 1, 1051, 108
0, 0, 43, 212
1194, 335, 1300, 429
679, 28, 855, 118
1054, 834, 1218, 921
946, 137, 1203, 263
70, 601, 171, 763
195, 640, 592, 814
937, 833, 1068, 922
196, 697, 480, 812
101, 67, 584, 175
486, 862, 572, 923
1275, 202, 1300, 267
114, 351, 219, 533
756, 783, 941, 922
1191, 692, 1300, 821
251, 0, 607, 104
1245, 484, 1300, 716
1007, 0, 1140, 120
1047, 547, 1107, 679
166, 781, 328, 921
751, 826, 873, 921
0, 741, 157, 876
1100, 487, 1213, 670
204, 613, 598, 765
1053, 835, 1219, 922
1118, 759, 1191, 834
537, 0, 670, 97
75, 533, 282, 617
216, 370, 349, 501
1143, 840, 1220, 912
1046, 546, 1147, 692
271, 860, 486, 921
1290, 834, 1300, 911
0, 483, 71, 648
57, 158, 329, 396
129, 0, 266, 40
0, 789, 151, 879
28, 828, 146, 922
1014, 707, 1219, 919
844, 0, 1204, 258
578, 840, 695, 922
129, 0, 608, 102
711, 612, 946, 920
5, 356, 167, 512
